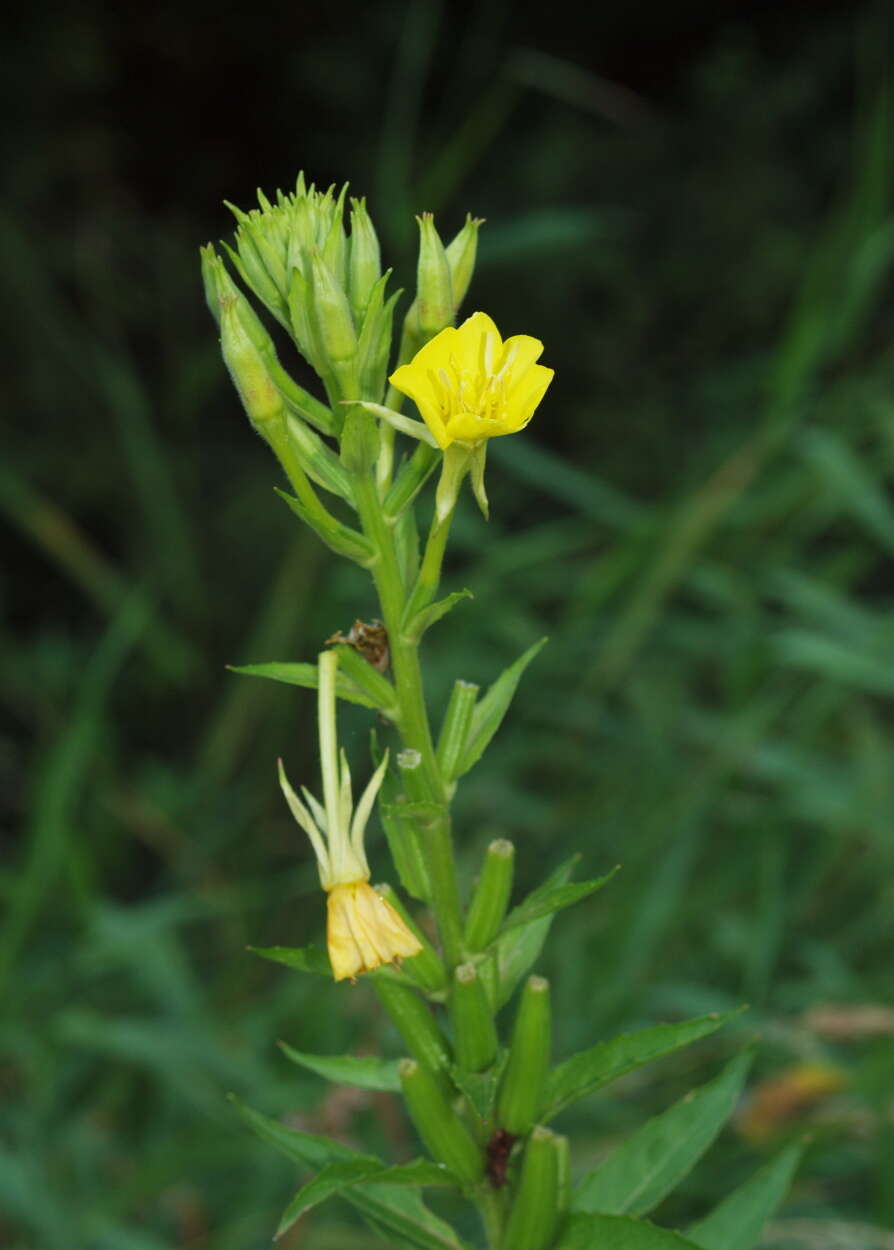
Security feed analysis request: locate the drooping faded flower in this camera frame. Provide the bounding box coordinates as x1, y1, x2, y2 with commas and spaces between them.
278, 650, 421, 981
389, 311, 554, 449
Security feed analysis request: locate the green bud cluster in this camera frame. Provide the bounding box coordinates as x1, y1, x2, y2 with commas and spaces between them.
214, 176, 400, 408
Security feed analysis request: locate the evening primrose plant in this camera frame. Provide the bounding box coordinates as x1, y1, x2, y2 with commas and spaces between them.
201, 176, 800, 1250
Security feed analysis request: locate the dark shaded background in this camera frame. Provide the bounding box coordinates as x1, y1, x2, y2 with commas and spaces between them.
4, 2, 894, 1247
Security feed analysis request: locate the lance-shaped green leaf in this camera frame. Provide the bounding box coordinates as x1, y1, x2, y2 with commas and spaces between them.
544, 1009, 744, 1119
456, 638, 548, 776
278, 1042, 402, 1091
502, 866, 620, 934
403, 588, 473, 643
330, 644, 400, 721
282, 414, 352, 499
449, 1057, 505, 1121
230, 1097, 473, 1250
478, 856, 577, 1009
686, 1141, 803, 1250
277, 1156, 456, 1239
574, 1049, 754, 1217
558, 1214, 706, 1250
248, 944, 331, 976
228, 659, 386, 711
276, 487, 374, 565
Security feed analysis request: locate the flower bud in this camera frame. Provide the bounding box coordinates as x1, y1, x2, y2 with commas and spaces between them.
348, 198, 383, 323
450, 963, 498, 1073
219, 294, 284, 428
399, 1058, 483, 1186
502, 1126, 565, 1250
445, 214, 483, 317
464, 839, 515, 952
309, 252, 359, 397
415, 213, 454, 339
497, 976, 551, 1135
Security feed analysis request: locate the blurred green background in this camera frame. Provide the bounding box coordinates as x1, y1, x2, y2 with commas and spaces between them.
4, 1, 894, 1246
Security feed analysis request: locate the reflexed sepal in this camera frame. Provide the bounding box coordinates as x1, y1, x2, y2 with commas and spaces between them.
502, 1126, 566, 1250
464, 839, 515, 952
450, 963, 498, 1073
497, 976, 551, 1135
399, 1058, 484, 1187
275, 487, 374, 565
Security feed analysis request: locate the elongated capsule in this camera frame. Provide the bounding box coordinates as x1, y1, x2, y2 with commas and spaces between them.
501, 1126, 565, 1250
374, 979, 451, 1077
400, 1058, 483, 1186
465, 839, 515, 952
436, 680, 479, 783
497, 975, 550, 1134
450, 962, 498, 1073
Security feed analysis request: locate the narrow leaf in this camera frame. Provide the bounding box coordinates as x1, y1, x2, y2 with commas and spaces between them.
404, 588, 473, 641
231, 1097, 470, 1250
249, 944, 331, 976
277, 1156, 455, 1238
686, 1142, 803, 1250
278, 1042, 401, 1091
456, 638, 547, 776
574, 1049, 754, 1217
502, 867, 619, 933
545, 1009, 744, 1118
229, 660, 380, 709
558, 1213, 706, 1250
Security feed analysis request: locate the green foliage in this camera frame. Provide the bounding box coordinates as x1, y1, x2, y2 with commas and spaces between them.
5, 5, 893, 1248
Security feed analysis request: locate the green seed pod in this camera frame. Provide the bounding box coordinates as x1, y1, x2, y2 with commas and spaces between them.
348, 198, 383, 323
400, 1058, 483, 1186
501, 1126, 564, 1250
415, 213, 453, 339
465, 839, 515, 952
375, 883, 447, 993
450, 963, 498, 1073
497, 975, 551, 1135
436, 680, 479, 783
374, 979, 451, 1077
445, 214, 483, 317
219, 295, 284, 428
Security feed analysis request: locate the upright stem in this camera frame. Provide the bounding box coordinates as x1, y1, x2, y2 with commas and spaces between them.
352, 469, 464, 967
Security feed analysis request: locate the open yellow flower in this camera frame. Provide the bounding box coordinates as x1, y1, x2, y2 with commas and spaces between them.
278, 650, 422, 982
389, 311, 554, 449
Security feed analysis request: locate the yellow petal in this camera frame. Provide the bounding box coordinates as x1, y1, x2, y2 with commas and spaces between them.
326, 881, 422, 982
499, 333, 544, 378
503, 364, 555, 431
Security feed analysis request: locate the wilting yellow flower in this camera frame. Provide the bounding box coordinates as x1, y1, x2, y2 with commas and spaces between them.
389, 311, 554, 449
327, 880, 422, 982
279, 650, 422, 982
